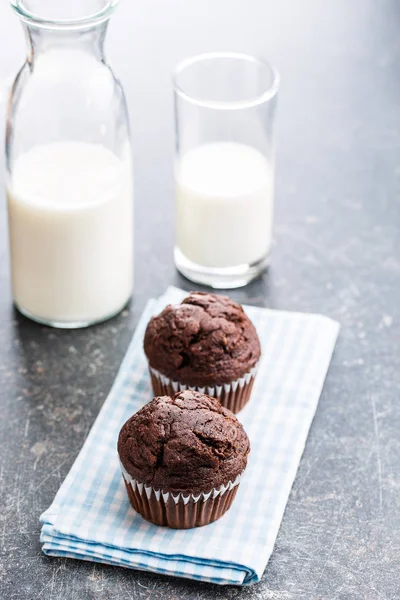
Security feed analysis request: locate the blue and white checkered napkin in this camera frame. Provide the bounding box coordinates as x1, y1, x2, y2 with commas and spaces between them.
40, 287, 340, 585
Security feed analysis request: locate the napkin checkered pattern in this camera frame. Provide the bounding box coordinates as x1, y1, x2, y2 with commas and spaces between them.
40, 287, 339, 585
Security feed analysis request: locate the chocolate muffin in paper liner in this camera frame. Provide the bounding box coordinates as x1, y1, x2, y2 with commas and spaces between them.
143, 292, 261, 413
117, 391, 250, 528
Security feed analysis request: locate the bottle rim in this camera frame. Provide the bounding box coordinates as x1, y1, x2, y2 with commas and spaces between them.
10, 0, 119, 30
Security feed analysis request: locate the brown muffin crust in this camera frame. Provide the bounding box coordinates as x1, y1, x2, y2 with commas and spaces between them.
117, 391, 250, 495
143, 292, 261, 386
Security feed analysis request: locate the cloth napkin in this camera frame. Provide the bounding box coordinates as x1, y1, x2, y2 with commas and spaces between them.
40, 287, 340, 585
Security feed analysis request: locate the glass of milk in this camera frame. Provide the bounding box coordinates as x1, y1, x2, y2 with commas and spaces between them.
173, 53, 279, 288
6, 0, 133, 328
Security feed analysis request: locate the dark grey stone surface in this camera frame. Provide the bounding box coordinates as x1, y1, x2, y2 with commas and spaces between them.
1, 0, 400, 598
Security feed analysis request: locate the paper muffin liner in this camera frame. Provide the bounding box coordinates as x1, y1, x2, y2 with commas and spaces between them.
148, 363, 258, 414
120, 463, 242, 529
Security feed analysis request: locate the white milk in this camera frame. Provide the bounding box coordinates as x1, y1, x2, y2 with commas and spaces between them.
175, 142, 273, 268
7, 141, 133, 325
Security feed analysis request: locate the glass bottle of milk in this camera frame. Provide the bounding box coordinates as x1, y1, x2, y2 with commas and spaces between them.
6, 0, 133, 328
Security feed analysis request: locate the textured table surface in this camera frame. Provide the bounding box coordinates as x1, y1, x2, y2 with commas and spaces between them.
1, 1, 400, 599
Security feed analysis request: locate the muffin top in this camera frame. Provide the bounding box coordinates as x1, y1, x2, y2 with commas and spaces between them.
143, 291, 261, 386
118, 391, 250, 494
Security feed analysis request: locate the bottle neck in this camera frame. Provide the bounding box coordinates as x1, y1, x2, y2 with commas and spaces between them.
24, 23, 107, 64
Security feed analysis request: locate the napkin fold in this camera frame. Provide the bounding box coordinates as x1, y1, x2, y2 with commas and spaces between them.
40, 287, 340, 585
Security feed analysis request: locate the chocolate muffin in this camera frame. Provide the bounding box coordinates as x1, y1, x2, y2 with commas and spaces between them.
118, 391, 250, 528
144, 291, 261, 413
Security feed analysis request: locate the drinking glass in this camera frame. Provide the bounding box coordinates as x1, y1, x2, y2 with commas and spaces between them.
173, 52, 279, 289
